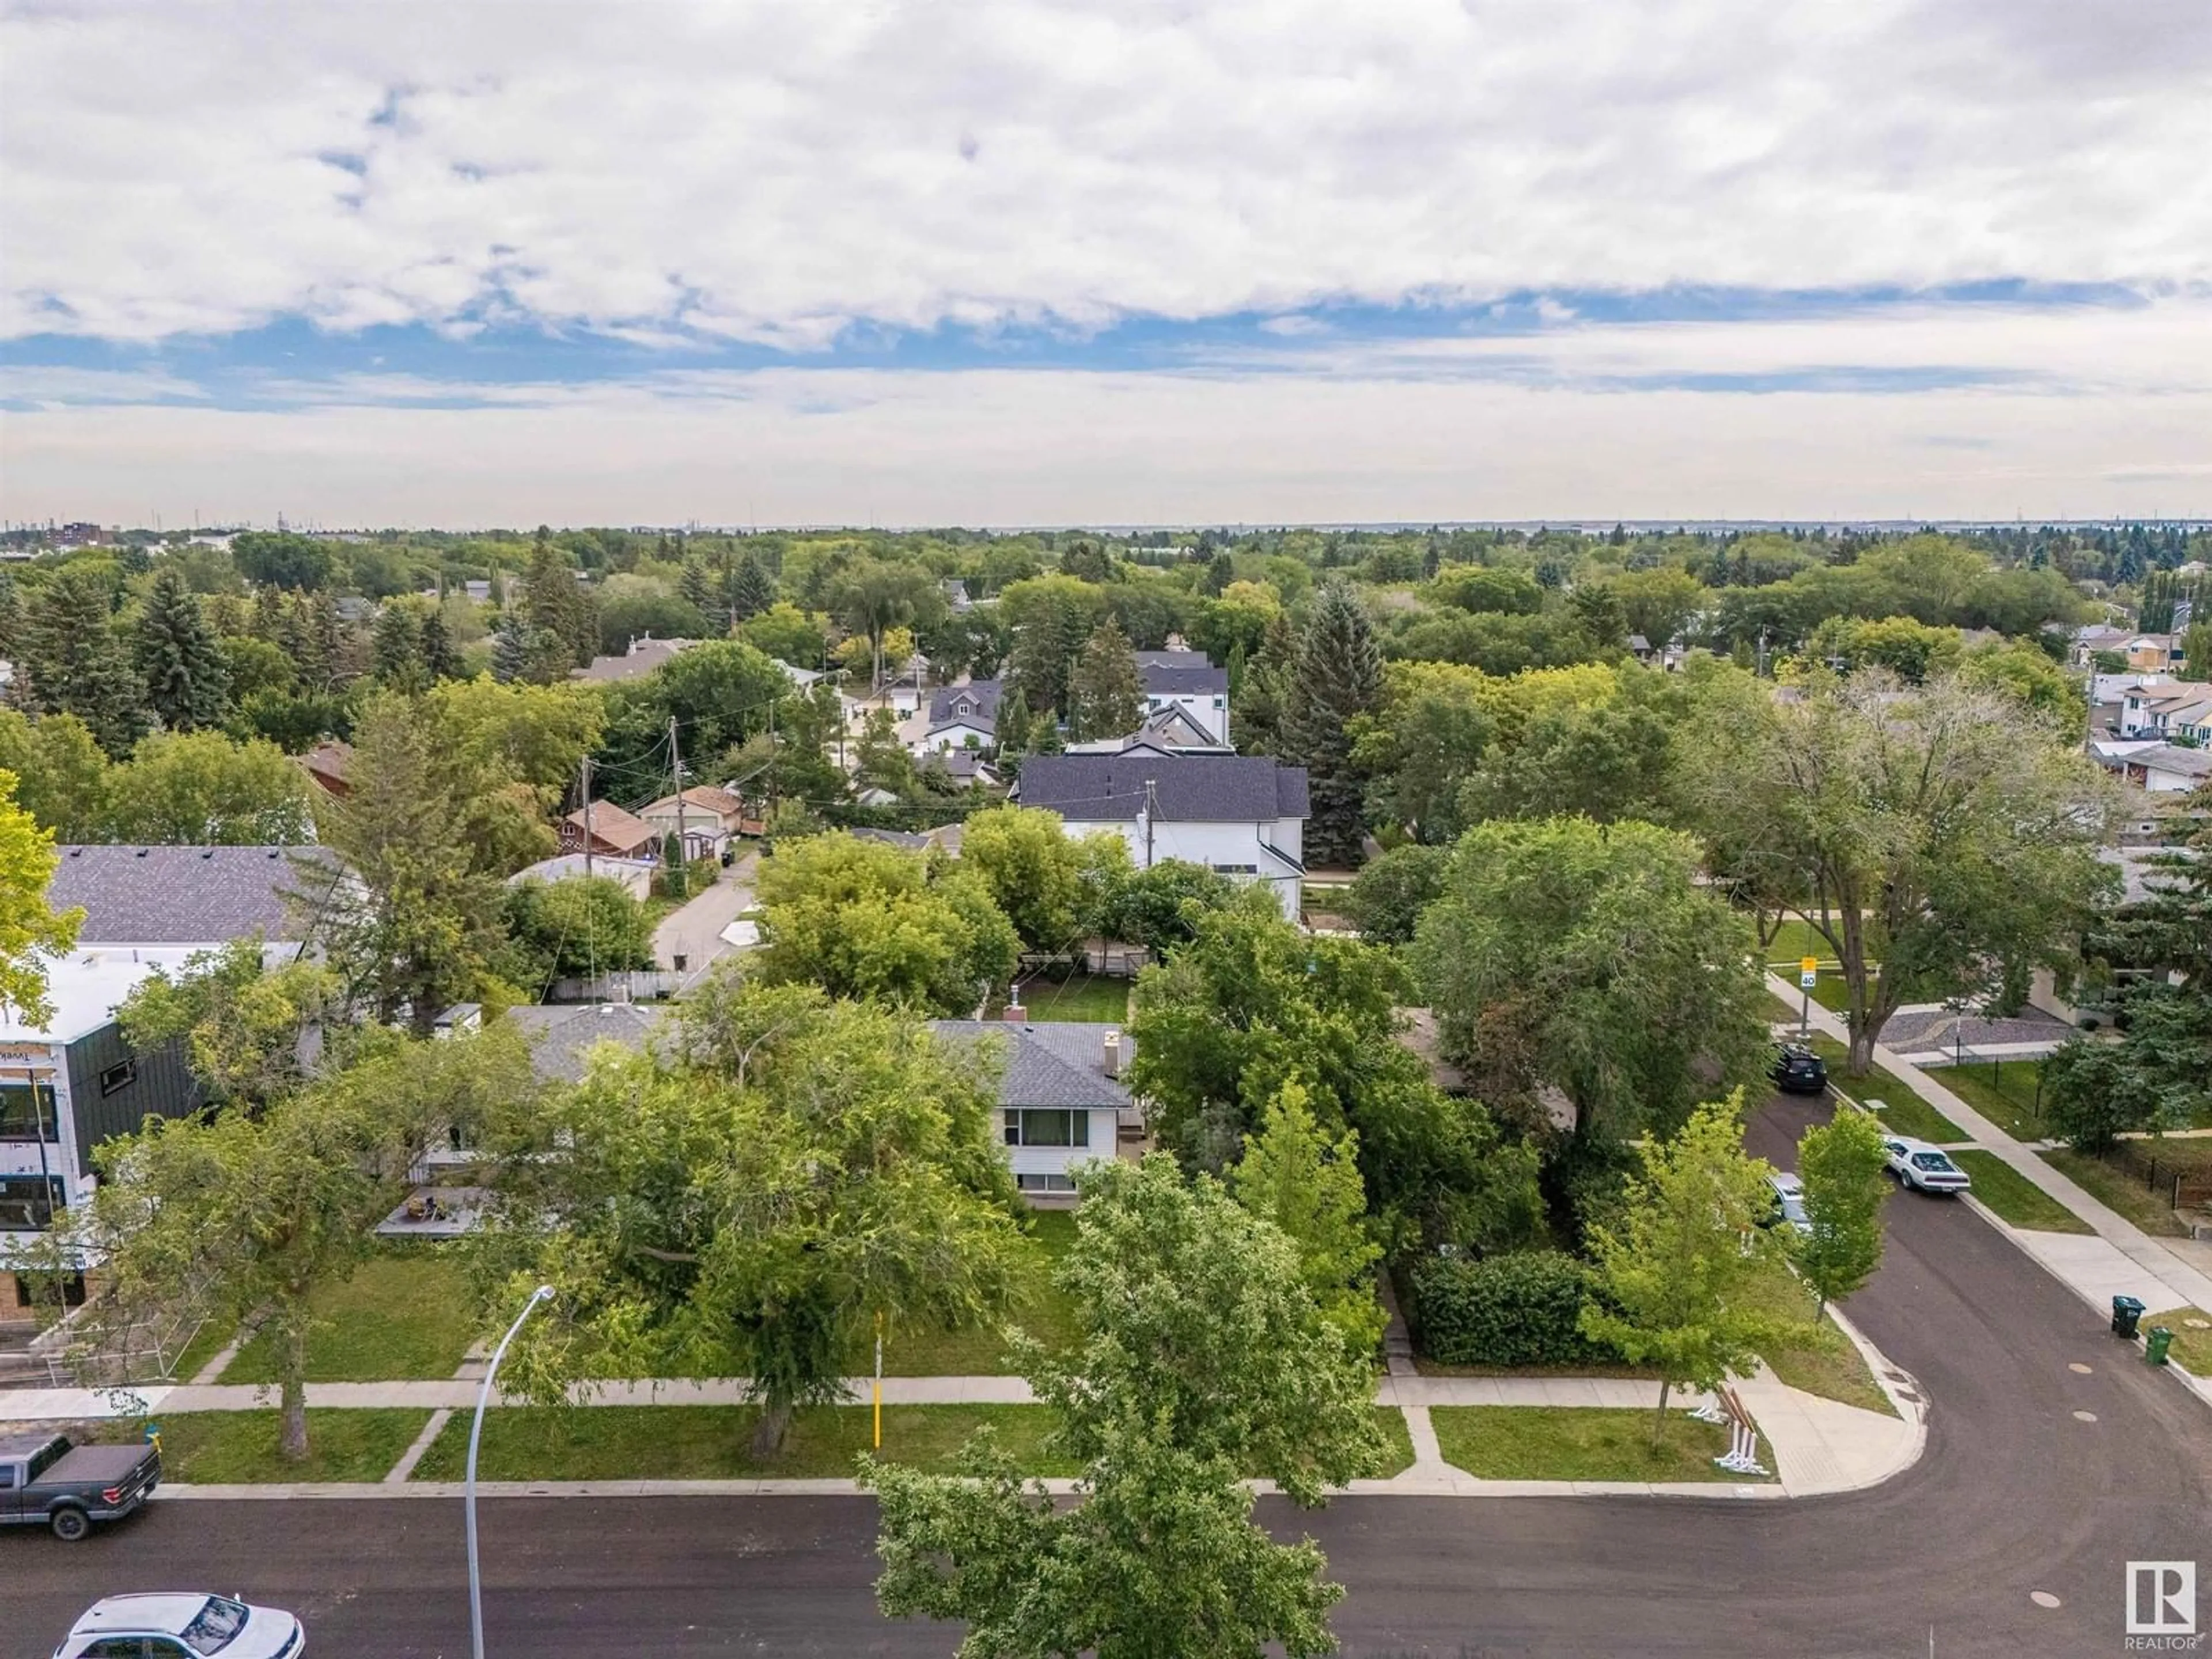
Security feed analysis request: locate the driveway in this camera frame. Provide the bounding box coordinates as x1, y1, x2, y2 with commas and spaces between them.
650, 852, 756, 978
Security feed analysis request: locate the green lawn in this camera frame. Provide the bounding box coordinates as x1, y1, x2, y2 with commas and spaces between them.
1759, 918, 1842, 967
1949, 1150, 2091, 1233
866, 1211, 1081, 1375
1741, 1268, 1895, 1416
2041, 1149, 2190, 1238
1761, 988, 1806, 1025
1370, 1407, 1416, 1478
1005, 975, 1130, 1024
146, 1410, 430, 1484
2142, 1308, 2212, 1374
412, 1404, 1079, 1481
1808, 1037, 1967, 1143
221, 1249, 479, 1384
1926, 1061, 2048, 1141
1428, 1406, 1759, 1483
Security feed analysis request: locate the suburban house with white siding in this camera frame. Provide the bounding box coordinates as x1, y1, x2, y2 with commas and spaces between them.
929, 1017, 1135, 1202
1135, 649, 1230, 744
915, 679, 1004, 755
1013, 751, 1308, 918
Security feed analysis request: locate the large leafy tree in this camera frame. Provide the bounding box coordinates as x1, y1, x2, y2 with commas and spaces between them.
0, 768, 84, 1027
480, 981, 1024, 1454
1580, 1096, 1792, 1441
136, 565, 231, 732
119, 937, 338, 1111
830, 556, 942, 690
1793, 1105, 1892, 1316
0, 711, 115, 841
108, 731, 315, 844
1228, 1081, 1385, 1354
502, 874, 656, 982
1411, 816, 1769, 1145
44, 1028, 531, 1459
1281, 583, 1382, 868
865, 1154, 1384, 1658
753, 830, 1019, 1014
958, 805, 1110, 953
1066, 616, 1145, 741
16, 565, 148, 757
1002, 574, 1109, 717
1679, 669, 2115, 1073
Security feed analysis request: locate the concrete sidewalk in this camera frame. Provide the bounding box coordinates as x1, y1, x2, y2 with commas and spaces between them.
1767, 971, 2212, 1322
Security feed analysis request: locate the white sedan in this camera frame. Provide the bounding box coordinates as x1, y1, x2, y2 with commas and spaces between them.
53, 1593, 303, 1659
1883, 1137, 1972, 1195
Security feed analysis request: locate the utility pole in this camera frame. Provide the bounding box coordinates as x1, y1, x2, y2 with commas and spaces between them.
1142, 776, 1158, 869
669, 717, 688, 895
579, 755, 594, 880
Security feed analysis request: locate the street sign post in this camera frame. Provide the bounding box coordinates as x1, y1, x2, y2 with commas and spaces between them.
1797, 956, 1818, 1038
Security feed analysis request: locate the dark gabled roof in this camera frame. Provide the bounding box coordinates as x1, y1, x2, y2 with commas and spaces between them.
502, 1002, 668, 1084
48, 844, 339, 945
927, 679, 1003, 730
1015, 753, 1308, 823
929, 1020, 1132, 1109
1134, 650, 1228, 696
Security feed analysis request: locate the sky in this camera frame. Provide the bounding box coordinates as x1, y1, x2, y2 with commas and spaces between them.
2, 1, 2209, 529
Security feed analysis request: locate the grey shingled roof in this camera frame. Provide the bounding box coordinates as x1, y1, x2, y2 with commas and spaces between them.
927, 679, 1003, 731
930, 1020, 1133, 1109
48, 844, 339, 945
1016, 753, 1308, 823
502, 1002, 669, 1084
1135, 650, 1228, 696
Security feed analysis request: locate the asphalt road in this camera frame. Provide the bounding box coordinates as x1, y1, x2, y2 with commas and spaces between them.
10, 1095, 2210, 1658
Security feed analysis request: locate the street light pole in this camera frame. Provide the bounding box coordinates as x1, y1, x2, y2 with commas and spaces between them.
467, 1284, 553, 1659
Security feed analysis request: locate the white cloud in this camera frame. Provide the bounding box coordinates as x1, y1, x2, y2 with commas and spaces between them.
4, 0, 2208, 344
0, 365, 210, 406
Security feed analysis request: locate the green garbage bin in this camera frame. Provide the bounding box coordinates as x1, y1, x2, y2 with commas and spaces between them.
2112, 1296, 2147, 1338
2146, 1327, 2174, 1366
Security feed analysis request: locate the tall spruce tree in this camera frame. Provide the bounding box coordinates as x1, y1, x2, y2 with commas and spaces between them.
1230, 612, 1298, 757
371, 604, 426, 692
729, 548, 776, 622
524, 531, 592, 669
491, 612, 531, 684
1067, 616, 1145, 741
137, 565, 230, 731
418, 608, 463, 682
1281, 583, 1380, 866
18, 565, 147, 757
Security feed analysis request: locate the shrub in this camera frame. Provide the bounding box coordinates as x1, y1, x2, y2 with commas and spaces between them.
1409, 1251, 1622, 1369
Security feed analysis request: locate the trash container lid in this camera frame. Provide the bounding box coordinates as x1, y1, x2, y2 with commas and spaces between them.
2113, 1295, 2147, 1309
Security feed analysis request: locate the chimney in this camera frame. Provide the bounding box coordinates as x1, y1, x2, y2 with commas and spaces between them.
1002, 1001, 1027, 1023
1103, 1029, 1123, 1078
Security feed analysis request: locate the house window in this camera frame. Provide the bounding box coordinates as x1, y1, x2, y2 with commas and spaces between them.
1002, 1109, 1089, 1148
1213, 696, 1225, 708
99, 1059, 137, 1096
0, 1081, 58, 1141
0, 1175, 62, 1230
13, 1270, 84, 1308
1016, 1172, 1078, 1193
1210, 863, 1259, 876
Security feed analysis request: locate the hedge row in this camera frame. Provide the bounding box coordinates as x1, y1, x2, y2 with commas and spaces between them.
1408, 1251, 1624, 1369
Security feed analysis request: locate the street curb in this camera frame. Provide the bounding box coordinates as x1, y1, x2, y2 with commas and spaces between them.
1821, 1302, 1931, 1488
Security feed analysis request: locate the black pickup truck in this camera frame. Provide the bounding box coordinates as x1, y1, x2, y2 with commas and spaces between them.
0, 1430, 162, 1540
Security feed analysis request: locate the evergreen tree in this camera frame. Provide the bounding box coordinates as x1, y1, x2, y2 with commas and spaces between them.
17, 565, 147, 757
524, 531, 592, 670
1230, 612, 1297, 757
491, 612, 531, 684
996, 688, 1032, 755
418, 608, 463, 682
280, 592, 331, 691
679, 555, 716, 627
0, 571, 20, 660
370, 604, 426, 692
1066, 616, 1145, 741
729, 548, 776, 622
1281, 583, 1380, 866
136, 565, 230, 732
249, 584, 286, 642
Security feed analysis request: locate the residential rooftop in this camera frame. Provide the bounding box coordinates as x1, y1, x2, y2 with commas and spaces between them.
48, 844, 339, 946
929, 1019, 1135, 1110
1015, 752, 1308, 822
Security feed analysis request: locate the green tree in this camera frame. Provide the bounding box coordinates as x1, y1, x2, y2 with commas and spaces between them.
0, 710, 115, 840
1066, 616, 1145, 741
310, 695, 507, 1033
1228, 1081, 1386, 1354
108, 730, 315, 844
739, 601, 830, 668
1086, 856, 1233, 952
523, 531, 595, 671
1603, 567, 1705, 650
831, 557, 942, 690
232, 531, 334, 591
0, 768, 84, 1027
1002, 574, 1108, 716
1425, 564, 1545, 616
1412, 817, 1769, 1145
1282, 583, 1382, 868
119, 937, 338, 1109
1793, 1107, 1892, 1316
478, 981, 1024, 1454
959, 805, 1089, 951
1580, 1097, 1791, 1442
417, 607, 463, 682
1680, 670, 2115, 1073
502, 875, 656, 982
44, 1028, 531, 1460
1229, 612, 1298, 757
850, 706, 918, 800
17, 565, 148, 756
865, 1154, 1384, 1658
1341, 842, 1448, 945
729, 548, 777, 622
136, 565, 231, 732
753, 831, 1019, 1014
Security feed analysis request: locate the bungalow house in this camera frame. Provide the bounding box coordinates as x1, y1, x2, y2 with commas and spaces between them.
558, 800, 661, 861
929, 1017, 1135, 1202
2119, 680, 2212, 742
571, 635, 699, 684
298, 740, 353, 798
637, 785, 747, 861
1013, 751, 1308, 918
916, 680, 1003, 755
1135, 648, 1229, 744
2124, 744, 2212, 794
46, 844, 339, 954
506, 853, 659, 900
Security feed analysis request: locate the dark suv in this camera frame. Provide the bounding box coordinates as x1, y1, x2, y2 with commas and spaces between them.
1770, 1042, 1828, 1096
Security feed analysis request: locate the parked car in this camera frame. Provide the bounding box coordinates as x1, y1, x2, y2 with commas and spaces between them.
1769, 1042, 1829, 1096
0, 1431, 161, 1541
1883, 1137, 1972, 1195
52, 1593, 303, 1658
1763, 1171, 1812, 1234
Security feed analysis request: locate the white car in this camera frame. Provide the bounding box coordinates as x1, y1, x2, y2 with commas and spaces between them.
53, 1593, 303, 1658
1883, 1137, 1971, 1195
1765, 1171, 1812, 1233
